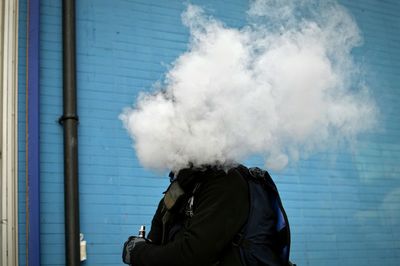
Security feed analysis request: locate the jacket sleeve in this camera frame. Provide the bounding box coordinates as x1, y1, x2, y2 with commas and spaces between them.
147, 199, 165, 245
132, 169, 249, 266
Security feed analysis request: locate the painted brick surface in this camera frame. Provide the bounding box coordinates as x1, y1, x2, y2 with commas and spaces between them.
17, 0, 400, 265
17, 0, 27, 264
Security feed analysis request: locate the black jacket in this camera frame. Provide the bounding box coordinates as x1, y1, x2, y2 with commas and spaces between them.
132, 167, 249, 266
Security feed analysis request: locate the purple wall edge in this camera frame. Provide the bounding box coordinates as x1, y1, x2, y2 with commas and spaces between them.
26, 0, 40, 265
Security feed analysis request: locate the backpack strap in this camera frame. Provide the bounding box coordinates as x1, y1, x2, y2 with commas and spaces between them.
162, 181, 202, 243
185, 183, 201, 218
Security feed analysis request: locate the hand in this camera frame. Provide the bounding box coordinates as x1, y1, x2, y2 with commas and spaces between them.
122, 236, 146, 265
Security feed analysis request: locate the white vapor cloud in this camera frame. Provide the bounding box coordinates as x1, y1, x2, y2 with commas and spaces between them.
120, 1, 377, 172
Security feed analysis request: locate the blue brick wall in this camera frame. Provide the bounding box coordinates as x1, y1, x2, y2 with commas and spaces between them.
17, 0, 27, 264
38, 1, 64, 264
18, 0, 400, 265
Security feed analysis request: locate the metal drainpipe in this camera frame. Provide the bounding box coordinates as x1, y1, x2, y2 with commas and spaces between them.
59, 0, 80, 265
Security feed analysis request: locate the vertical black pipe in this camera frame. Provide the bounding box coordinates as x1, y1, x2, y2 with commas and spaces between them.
60, 0, 80, 265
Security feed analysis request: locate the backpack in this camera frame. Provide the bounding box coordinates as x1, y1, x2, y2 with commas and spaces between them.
234, 165, 295, 266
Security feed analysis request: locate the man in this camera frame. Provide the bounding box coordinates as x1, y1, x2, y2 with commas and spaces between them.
122, 165, 284, 266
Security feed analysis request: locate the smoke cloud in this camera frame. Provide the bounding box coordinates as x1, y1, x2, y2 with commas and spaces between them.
120, 0, 377, 172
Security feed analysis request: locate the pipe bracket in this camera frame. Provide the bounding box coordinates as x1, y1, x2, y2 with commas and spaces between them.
58, 115, 79, 125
